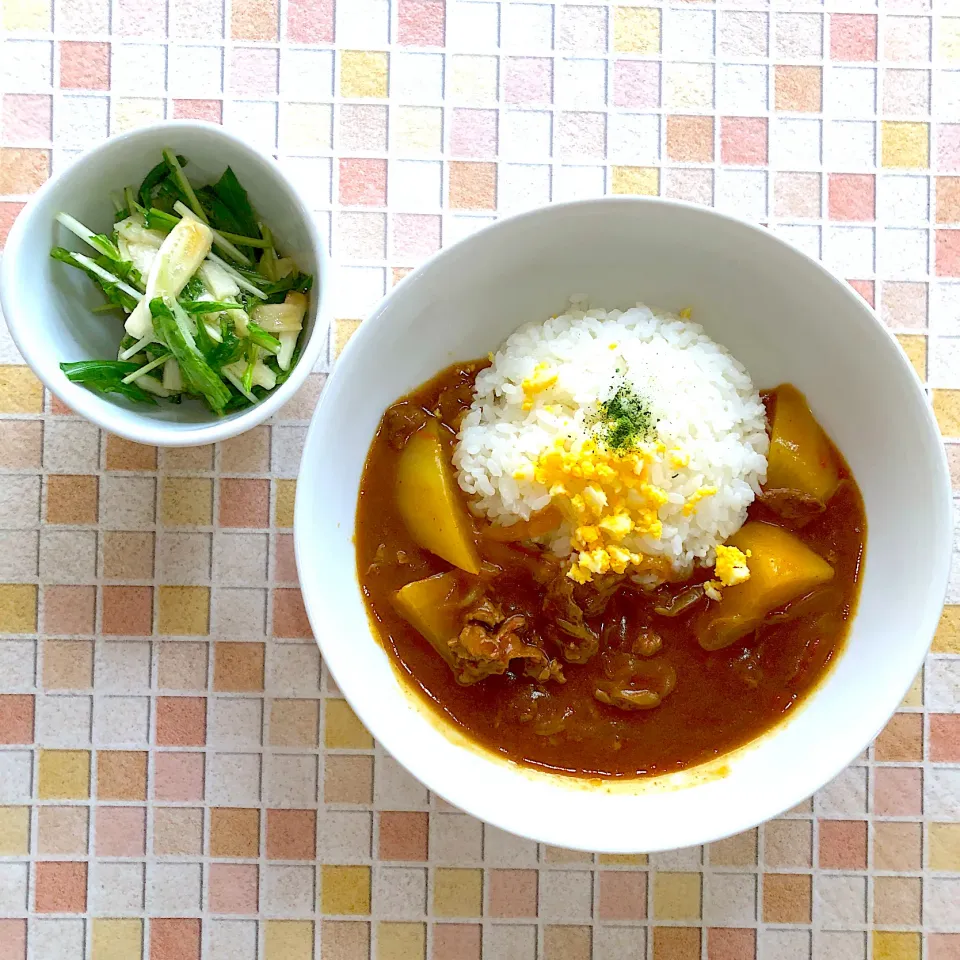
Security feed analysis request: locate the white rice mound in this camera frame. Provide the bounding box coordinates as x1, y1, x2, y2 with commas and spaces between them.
454, 301, 769, 579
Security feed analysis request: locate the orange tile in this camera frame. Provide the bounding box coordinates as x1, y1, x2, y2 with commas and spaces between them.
105, 434, 157, 470
762, 873, 811, 923
46, 474, 98, 523
273, 589, 312, 638
219, 478, 270, 527
97, 750, 147, 800
379, 812, 428, 861
707, 930, 755, 960
598, 871, 646, 921
213, 642, 265, 692
488, 869, 538, 919
819, 819, 867, 869
35, 861, 87, 912
0, 694, 34, 744
0, 148, 50, 194
937, 177, 960, 223
266, 808, 316, 860
102, 585, 153, 635
155, 697, 207, 746
875, 712, 923, 761
775, 65, 822, 112
931, 714, 960, 762
231, 0, 278, 39
449, 162, 497, 209
653, 927, 701, 960
151, 919, 201, 960
210, 807, 260, 858
666, 115, 714, 162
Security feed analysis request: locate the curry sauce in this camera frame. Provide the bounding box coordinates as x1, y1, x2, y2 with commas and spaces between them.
356, 363, 866, 779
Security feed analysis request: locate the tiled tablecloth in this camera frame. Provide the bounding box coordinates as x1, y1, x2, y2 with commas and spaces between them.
1, 0, 960, 957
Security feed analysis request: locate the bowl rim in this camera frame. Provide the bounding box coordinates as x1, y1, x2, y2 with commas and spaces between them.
0, 119, 330, 448
295, 195, 952, 850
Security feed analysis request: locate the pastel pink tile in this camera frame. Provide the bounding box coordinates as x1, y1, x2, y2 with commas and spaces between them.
287, 0, 333, 42
173, 100, 223, 123
392, 213, 441, 259
339, 158, 387, 206
153, 751, 205, 801
115, 0, 167, 36
0, 920, 26, 960
96, 806, 146, 856
873, 767, 923, 815
830, 13, 878, 60
721, 116, 768, 165
828, 173, 876, 221
504, 58, 553, 105
613, 61, 660, 108
1, 204, 25, 248
209, 864, 259, 913
273, 588, 312, 639
937, 230, 960, 277
450, 109, 498, 158
2, 95, 52, 142
274, 535, 298, 582
848, 279, 875, 307
937, 125, 960, 172
59, 41, 110, 90
229, 48, 279, 96
398, 0, 446, 47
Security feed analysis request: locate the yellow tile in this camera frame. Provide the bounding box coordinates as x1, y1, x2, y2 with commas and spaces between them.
874, 932, 920, 960
0, 807, 29, 855
113, 99, 164, 133
934, 389, 960, 437
325, 699, 373, 749
378, 922, 425, 960
38, 749, 90, 800
3, 0, 51, 30
280, 103, 333, 152
433, 868, 483, 917
881, 122, 930, 169
896, 335, 927, 380
900, 671, 923, 708
0, 366, 43, 413
321, 865, 371, 915
939, 18, 960, 60
341, 51, 389, 99
612, 166, 659, 196
161, 477, 213, 525
933, 605, 960, 653
264, 921, 314, 960
450, 55, 498, 104
653, 872, 702, 921
157, 586, 209, 636
92, 919, 143, 960
545, 845, 593, 864
930, 822, 960, 870
599, 853, 648, 865
393, 107, 443, 154
0, 584, 37, 633
275, 479, 297, 528
335, 319, 362, 358
613, 6, 660, 53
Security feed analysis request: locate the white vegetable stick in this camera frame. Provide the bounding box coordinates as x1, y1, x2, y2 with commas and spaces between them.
135, 375, 173, 398
72, 254, 143, 301
121, 354, 167, 384
119, 333, 155, 361
205, 251, 267, 299
222, 367, 258, 403
163, 357, 184, 392
174, 201, 252, 267
56, 213, 126, 265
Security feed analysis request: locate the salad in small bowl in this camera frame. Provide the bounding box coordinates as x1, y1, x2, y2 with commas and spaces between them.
1, 121, 328, 447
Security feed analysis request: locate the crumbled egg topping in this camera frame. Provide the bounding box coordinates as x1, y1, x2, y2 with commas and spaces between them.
530, 435, 670, 583
682, 486, 717, 516
520, 363, 560, 411
703, 544, 752, 600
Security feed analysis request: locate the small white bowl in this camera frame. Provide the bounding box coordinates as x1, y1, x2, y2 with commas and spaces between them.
295, 198, 951, 852
0, 120, 329, 447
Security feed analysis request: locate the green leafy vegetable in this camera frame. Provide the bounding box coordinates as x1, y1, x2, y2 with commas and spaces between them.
50, 247, 140, 312
60, 360, 159, 405
245, 320, 281, 355
138, 154, 186, 209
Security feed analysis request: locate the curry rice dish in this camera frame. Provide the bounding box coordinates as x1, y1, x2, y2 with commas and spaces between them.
356, 303, 866, 778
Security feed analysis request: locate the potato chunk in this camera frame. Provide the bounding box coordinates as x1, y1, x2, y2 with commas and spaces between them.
696, 521, 834, 651
396, 420, 481, 574
766, 384, 840, 504
393, 572, 463, 655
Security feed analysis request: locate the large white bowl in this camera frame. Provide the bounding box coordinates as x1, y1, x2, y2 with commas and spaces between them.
295, 198, 951, 852
0, 120, 329, 447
